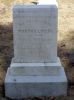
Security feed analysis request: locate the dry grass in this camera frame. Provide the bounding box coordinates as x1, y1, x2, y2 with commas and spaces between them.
0, 0, 74, 99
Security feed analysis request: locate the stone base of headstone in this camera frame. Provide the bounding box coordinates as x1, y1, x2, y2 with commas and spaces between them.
5, 57, 67, 99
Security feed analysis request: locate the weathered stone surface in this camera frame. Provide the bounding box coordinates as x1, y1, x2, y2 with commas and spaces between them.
5, 0, 67, 99
13, 2, 58, 63
5, 58, 67, 99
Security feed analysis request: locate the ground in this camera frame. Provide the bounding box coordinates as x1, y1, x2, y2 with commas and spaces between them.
0, 0, 74, 100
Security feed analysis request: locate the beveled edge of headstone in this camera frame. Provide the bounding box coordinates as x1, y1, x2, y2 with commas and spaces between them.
11, 57, 61, 67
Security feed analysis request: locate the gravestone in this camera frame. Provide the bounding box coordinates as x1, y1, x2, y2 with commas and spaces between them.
5, 0, 67, 99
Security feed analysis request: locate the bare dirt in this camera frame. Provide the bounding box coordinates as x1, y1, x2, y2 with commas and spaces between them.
0, 0, 74, 100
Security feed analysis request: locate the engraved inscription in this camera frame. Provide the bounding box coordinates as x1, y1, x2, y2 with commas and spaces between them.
13, 7, 57, 62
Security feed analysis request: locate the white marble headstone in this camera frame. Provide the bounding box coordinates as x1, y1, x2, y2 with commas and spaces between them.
5, 1, 67, 99
13, 4, 58, 63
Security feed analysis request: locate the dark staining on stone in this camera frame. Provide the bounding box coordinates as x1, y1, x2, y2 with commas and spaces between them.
31, 2, 38, 5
